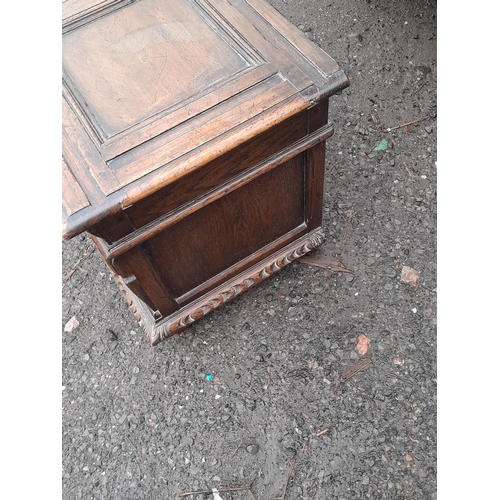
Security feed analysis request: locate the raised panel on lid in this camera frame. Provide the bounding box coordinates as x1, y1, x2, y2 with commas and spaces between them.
62, 0, 272, 159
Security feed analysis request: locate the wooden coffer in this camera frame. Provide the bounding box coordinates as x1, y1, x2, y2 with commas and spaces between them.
62, 0, 349, 345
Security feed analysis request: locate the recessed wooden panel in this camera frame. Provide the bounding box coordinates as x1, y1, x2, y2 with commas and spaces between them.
62, 0, 268, 147
143, 154, 305, 297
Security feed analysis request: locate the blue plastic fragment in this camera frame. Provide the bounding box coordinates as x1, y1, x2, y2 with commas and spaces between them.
206, 374, 213, 381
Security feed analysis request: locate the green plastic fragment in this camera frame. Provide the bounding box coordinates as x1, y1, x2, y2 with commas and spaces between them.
374, 139, 388, 151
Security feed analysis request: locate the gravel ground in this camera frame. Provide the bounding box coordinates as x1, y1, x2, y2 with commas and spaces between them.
61, 1, 438, 498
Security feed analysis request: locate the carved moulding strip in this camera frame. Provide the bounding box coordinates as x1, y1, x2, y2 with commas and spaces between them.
113, 228, 326, 345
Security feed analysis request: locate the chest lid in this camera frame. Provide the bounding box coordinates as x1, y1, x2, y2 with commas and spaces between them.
62, 0, 348, 239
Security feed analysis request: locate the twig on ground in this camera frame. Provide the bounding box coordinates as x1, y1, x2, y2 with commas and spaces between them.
63, 245, 95, 282
387, 117, 428, 132
231, 440, 244, 458
125, 436, 144, 480
331, 357, 372, 392
341, 210, 353, 241
341, 357, 372, 382
390, 372, 414, 386
247, 488, 257, 500
299, 256, 353, 274
298, 410, 319, 429
317, 429, 329, 437
403, 162, 414, 178
177, 486, 248, 498
280, 457, 296, 500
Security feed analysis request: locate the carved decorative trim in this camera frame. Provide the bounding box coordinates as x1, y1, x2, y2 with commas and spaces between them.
113, 228, 326, 345
164, 228, 325, 338
114, 274, 161, 343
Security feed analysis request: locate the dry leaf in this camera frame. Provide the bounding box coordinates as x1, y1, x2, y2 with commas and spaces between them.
405, 453, 413, 462
400, 266, 420, 287
355, 335, 371, 355
64, 316, 79, 333
393, 356, 404, 366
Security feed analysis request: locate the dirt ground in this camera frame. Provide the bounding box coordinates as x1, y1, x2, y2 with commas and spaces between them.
62, 0, 437, 498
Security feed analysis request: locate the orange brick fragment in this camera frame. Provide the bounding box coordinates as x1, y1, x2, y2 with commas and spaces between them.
356, 335, 371, 355
400, 266, 420, 287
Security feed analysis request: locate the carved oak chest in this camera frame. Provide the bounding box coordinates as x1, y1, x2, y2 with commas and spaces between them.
62, 0, 349, 344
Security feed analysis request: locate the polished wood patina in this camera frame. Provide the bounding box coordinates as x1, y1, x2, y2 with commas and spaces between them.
62, 0, 349, 344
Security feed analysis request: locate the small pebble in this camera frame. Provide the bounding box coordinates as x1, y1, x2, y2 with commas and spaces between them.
246, 399, 257, 411
386, 268, 397, 278
246, 444, 259, 455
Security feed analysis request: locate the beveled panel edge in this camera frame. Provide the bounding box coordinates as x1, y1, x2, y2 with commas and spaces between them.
96, 0, 269, 154
63, 63, 272, 158
205, 0, 316, 90
62, 93, 122, 196
62, 74, 103, 151
62, 0, 136, 33
109, 74, 294, 176
99, 64, 276, 161
119, 91, 309, 207
195, 0, 264, 66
